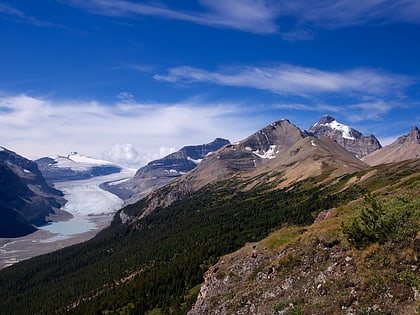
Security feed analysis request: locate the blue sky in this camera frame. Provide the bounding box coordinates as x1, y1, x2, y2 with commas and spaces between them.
0, 0, 419, 167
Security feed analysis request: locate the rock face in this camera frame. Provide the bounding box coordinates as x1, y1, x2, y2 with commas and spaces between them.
0, 147, 66, 237
103, 138, 230, 203
35, 152, 122, 183
309, 115, 382, 158
363, 126, 420, 165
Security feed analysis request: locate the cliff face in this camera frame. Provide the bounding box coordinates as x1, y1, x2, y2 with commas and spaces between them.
309, 115, 382, 158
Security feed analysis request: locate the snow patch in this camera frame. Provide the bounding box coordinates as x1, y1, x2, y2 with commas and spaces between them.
0, 146, 4, 151
23, 168, 32, 173
311, 140, 317, 147
322, 120, 355, 140
107, 177, 131, 186
245, 146, 253, 151
253, 145, 278, 159
51, 153, 118, 171
187, 156, 202, 164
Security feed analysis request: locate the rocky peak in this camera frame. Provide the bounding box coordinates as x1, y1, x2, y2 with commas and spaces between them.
400, 126, 420, 144
240, 119, 308, 155
309, 115, 381, 158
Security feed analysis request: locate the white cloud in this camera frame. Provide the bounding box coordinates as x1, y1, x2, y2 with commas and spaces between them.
154, 65, 412, 98
0, 94, 255, 164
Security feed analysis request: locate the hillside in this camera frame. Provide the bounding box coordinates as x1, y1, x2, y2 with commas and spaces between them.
189, 159, 420, 315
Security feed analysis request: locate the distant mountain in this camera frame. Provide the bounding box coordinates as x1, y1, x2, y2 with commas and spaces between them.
102, 138, 229, 203
309, 115, 381, 158
126, 119, 368, 220
0, 146, 66, 237
35, 152, 122, 183
363, 125, 420, 165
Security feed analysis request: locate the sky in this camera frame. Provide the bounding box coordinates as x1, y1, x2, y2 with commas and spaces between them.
0, 0, 419, 167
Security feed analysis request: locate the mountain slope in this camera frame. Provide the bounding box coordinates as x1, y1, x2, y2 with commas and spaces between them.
0, 146, 66, 237
363, 125, 420, 165
35, 152, 122, 183
102, 138, 229, 203
309, 115, 382, 158
189, 159, 420, 315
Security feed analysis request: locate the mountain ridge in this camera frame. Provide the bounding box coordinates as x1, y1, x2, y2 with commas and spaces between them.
363, 125, 420, 165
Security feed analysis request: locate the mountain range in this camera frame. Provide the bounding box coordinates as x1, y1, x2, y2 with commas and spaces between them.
0, 116, 418, 314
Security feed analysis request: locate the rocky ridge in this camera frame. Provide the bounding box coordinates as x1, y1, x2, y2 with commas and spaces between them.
363, 125, 420, 165
309, 115, 382, 158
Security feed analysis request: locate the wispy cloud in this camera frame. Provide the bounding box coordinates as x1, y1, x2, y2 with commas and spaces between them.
154, 65, 412, 98
0, 2, 60, 27
63, 0, 420, 35
64, 0, 278, 34
283, 0, 420, 28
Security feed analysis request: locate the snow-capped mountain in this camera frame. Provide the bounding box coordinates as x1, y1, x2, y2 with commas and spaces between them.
363, 125, 420, 165
0, 146, 66, 237
36, 152, 122, 183
102, 138, 229, 203
309, 115, 381, 158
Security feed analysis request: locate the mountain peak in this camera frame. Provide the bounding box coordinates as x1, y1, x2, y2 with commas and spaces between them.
316, 115, 336, 125
309, 115, 381, 158
408, 126, 420, 143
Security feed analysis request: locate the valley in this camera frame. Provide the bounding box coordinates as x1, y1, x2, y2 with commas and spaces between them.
0, 170, 135, 269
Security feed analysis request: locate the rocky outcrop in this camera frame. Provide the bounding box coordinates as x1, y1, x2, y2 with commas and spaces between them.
309, 115, 382, 158
363, 126, 420, 165
0, 147, 66, 237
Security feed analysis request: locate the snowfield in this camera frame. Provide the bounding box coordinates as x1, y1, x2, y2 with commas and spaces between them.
53, 169, 136, 215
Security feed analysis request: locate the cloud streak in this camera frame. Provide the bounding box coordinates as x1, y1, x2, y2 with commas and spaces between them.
63, 0, 420, 35
64, 0, 278, 34
154, 65, 412, 98
0, 2, 61, 27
